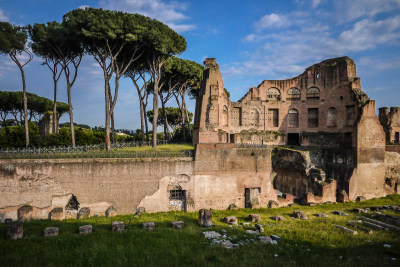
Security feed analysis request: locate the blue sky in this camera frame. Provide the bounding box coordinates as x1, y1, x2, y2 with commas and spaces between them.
1, 0, 400, 130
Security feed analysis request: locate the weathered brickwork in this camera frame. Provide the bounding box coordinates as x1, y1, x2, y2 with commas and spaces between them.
379, 107, 400, 144
193, 57, 369, 147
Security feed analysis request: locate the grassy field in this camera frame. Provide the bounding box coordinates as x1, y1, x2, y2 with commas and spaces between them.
1, 195, 400, 266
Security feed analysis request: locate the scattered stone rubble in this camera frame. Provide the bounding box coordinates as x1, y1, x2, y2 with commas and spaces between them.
333, 211, 349, 216
79, 225, 92, 235
223, 216, 238, 225
202, 230, 281, 249
171, 221, 184, 229
271, 215, 285, 221
248, 214, 262, 222
111, 221, 125, 232
142, 222, 156, 230
44, 227, 59, 237
198, 209, 213, 227
293, 211, 308, 220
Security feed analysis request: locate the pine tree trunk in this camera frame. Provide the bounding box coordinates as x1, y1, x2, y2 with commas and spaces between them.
183, 99, 192, 138
144, 104, 149, 142
161, 98, 168, 140
139, 100, 145, 142
52, 74, 58, 134
152, 85, 159, 148
181, 108, 186, 141
105, 80, 111, 151
111, 112, 115, 144
17, 64, 30, 148
67, 84, 75, 148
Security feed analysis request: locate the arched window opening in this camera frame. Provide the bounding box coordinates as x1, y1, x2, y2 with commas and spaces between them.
287, 88, 301, 100
267, 87, 281, 100
327, 107, 337, 127
288, 109, 299, 127
307, 87, 320, 100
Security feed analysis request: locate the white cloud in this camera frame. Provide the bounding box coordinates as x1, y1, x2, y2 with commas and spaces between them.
334, 0, 400, 23
227, 12, 400, 78
78, 5, 90, 9
0, 8, 8, 22
254, 13, 289, 30
311, 0, 322, 8
99, 0, 196, 33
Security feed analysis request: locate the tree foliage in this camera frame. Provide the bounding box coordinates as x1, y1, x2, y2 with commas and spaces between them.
146, 107, 193, 135
0, 91, 68, 125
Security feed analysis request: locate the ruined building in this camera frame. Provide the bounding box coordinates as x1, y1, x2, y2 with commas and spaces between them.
193, 56, 396, 203
0, 57, 399, 222
379, 107, 400, 144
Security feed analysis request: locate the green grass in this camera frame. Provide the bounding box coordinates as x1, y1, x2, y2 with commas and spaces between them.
114, 143, 195, 152
1, 195, 400, 266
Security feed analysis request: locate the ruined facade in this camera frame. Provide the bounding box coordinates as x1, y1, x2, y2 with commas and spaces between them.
193, 57, 370, 147
379, 107, 400, 144
193, 57, 393, 203
0, 57, 398, 221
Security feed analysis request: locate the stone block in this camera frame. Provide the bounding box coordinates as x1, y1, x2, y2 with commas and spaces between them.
337, 190, 349, 203
105, 206, 117, 218
7, 220, 23, 240
282, 193, 294, 202
171, 221, 184, 229
333, 210, 349, 216
44, 227, 59, 237
315, 213, 328, 218
202, 231, 221, 238
223, 216, 238, 225
353, 208, 368, 213
220, 240, 233, 249
227, 204, 238, 210
49, 207, 64, 221
255, 223, 264, 233
271, 215, 285, 221
79, 225, 92, 235
198, 209, 213, 227
259, 236, 273, 244
78, 207, 90, 219
268, 200, 279, 208
356, 196, 367, 202
111, 221, 125, 232
64, 210, 78, 220
248, 214, 262, 222
293, 211, 307, 220
18, 206, 33, 222
142, 222, 155, 230
302, 192, 315, 205
136, 207, 146, 215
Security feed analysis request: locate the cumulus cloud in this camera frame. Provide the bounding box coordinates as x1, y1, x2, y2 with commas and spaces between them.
334, 0, 400, 23
99, 0, 196, 32
228, 12, 400, 79
0, 8, 8, 22
254, 13, 289, 30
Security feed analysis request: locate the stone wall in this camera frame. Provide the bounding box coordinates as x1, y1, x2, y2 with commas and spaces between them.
0, 146, 278, 221
379, 107, 400, 144
0, 158, 194, 221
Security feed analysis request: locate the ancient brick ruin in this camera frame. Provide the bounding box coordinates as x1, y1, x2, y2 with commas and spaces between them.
379, 107, 400, 144
0, 57, 399, 221
193, 56, 370, 147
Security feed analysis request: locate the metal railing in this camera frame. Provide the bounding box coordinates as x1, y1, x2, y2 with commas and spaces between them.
0, 140, 194, 159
